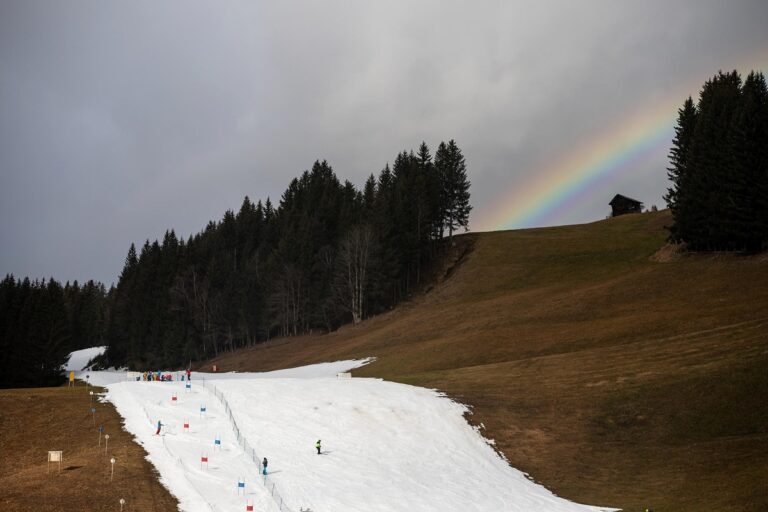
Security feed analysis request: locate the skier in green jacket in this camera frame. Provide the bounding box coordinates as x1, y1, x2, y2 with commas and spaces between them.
315, 439, 321, 455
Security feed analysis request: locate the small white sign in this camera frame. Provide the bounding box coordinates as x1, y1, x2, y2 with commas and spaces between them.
47, 450, 63, 472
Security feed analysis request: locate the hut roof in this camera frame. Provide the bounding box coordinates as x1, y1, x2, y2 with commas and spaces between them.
609, 194, 643, 206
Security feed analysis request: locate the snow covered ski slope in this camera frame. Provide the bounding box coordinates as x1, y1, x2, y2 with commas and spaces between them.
89, 360, 616, 512
64, 345, 106, 371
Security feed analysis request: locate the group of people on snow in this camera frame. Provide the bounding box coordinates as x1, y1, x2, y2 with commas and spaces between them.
141, 368, 192, 382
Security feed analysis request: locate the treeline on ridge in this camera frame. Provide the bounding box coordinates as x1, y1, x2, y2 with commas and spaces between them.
666, 69, 768, 251
0, 140, 471, 385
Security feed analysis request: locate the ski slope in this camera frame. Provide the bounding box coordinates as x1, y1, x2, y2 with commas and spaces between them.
85, 360, 616, 512
64, 345, 106, 371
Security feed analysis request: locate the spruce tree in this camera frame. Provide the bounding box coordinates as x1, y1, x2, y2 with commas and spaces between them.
732, 71, 768, 250
362, 174, 376, 221
665, 97, 698, 243
679, 71, 742, 249
438, 140, 472, 243
122, 243, 138, 280
372, 164, 399, 308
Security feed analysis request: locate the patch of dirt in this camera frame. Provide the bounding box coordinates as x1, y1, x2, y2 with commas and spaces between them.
649, 242, 686, 262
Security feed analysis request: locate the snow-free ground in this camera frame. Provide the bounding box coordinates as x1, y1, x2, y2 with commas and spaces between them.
81, 358, 615, 512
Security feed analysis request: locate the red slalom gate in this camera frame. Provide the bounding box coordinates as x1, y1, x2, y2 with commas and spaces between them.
200, 454, 208, 469
245, 501, 253, 511
171, 393, 177, 402
183, 419, 189, 430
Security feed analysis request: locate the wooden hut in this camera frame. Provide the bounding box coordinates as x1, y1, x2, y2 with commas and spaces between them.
609, 194, 643, 217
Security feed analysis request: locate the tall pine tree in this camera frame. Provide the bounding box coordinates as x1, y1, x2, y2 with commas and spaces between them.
665, 97, 698, 243
436, 140, 472, 243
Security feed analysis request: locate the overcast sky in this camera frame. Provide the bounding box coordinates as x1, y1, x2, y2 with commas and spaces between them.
1, 1, 766, 285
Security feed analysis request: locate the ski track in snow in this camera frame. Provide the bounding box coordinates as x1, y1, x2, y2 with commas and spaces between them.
78, 358, 616, 512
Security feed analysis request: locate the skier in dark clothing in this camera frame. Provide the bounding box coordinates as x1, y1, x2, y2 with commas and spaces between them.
262, 457, 268, 475
186, 368, 191, 381
316, 439, 321, 454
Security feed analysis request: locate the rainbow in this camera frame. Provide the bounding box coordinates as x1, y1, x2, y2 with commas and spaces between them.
477, 57, 768, 232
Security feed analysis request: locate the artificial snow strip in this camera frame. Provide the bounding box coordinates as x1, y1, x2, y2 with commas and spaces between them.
84, 359, 616, 512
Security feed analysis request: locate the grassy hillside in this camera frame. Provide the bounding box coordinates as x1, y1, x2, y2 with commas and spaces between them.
203, 210, 768, 511
0, 386, 178, 511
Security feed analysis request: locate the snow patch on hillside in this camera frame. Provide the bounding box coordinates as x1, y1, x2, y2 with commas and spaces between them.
64, 346, 106, 371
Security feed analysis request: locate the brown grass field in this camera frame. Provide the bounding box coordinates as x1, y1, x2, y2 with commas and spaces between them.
203, 210, 768, 512
0, 384, 178, 512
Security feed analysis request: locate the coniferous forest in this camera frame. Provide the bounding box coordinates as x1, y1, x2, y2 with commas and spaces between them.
0, 140, 471, 386
0, 278, 109, 387
666, 70, 768, 251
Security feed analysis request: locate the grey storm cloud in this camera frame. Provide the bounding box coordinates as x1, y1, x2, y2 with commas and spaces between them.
1, 0, 767, 284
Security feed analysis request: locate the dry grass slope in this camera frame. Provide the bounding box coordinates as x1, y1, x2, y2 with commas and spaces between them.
205, 210, 768, 512
0, 385, 178, 512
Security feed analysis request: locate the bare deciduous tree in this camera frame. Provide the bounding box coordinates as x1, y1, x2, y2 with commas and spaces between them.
337, 224, 375, 324
170, 269, 220, 356
269, 263, 307, 336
